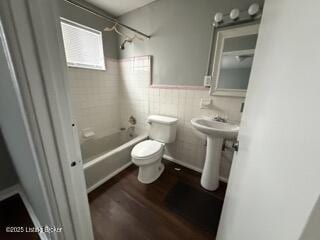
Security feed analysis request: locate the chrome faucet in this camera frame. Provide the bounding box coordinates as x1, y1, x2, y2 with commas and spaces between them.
127, 126, 135, 137
213, 115, 227, 123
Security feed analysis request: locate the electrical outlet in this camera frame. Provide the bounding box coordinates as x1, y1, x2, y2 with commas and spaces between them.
203, 75, 212, 87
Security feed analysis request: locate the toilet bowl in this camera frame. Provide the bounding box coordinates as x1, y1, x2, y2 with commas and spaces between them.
131, 140, 164, 184
131, 115, 178, 184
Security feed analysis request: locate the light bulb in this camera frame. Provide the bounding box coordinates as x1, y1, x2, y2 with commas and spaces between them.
214, 12, 223, 23
248, 3, 260, 16
230, 8, 240, 20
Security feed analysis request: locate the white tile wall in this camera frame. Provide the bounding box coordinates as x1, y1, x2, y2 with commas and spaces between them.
119, 56, 150, 134
119, 56, 245, 180
68, 59, 121, 143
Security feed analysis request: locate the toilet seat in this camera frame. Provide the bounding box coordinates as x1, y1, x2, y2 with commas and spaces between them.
131, 140, 164, 165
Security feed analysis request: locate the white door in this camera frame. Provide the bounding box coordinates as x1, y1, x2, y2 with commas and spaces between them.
0, 1, 94, 239
217, 0, 320, 240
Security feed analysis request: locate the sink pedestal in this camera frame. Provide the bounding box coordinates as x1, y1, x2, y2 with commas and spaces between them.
191, 117, 239, 191
201, 136, 224, 191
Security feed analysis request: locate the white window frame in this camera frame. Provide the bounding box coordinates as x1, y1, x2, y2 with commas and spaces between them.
60, 17, 106, 70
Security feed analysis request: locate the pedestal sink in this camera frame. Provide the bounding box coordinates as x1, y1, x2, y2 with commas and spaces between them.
191, 117, 239, 191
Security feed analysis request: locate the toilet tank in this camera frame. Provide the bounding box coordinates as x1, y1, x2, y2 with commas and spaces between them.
147, 115, 178, 143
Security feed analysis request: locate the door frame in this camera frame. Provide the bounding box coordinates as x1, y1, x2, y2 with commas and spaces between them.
0, 0, 93, 239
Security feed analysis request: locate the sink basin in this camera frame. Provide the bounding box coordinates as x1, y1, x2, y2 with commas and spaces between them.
191, 118, 239, 139
191, 117, 239, 191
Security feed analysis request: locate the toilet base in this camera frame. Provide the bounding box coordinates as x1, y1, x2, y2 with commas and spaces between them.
137, 161, 164, 184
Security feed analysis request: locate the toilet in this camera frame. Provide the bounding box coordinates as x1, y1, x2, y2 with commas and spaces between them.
131, 115, 178, 184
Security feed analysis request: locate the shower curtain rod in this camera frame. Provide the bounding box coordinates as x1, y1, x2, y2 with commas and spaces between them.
63, 0, 151, 39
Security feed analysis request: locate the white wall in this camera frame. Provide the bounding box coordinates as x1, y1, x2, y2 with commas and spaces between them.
118, 0, 264, 86
119, 56, 244, 180
217, 0, 320, 239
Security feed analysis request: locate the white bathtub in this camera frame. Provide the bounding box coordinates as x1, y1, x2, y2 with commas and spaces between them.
81, 132, 147, 193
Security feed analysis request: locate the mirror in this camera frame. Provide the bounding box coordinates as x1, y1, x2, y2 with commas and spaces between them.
210, 24, 259, 97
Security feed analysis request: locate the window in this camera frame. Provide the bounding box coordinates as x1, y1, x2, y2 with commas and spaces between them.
60, 18, 105, 70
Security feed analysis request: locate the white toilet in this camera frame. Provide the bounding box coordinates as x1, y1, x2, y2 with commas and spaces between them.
131, 115, 178, 184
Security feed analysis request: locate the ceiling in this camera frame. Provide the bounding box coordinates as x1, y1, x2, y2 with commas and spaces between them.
85, 0, 157, 16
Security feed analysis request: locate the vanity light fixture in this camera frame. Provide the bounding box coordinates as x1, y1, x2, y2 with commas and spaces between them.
230, 8, 240, 21
214, 12, 224, 24
213, 3, 261, 26
248, 3, 260, 16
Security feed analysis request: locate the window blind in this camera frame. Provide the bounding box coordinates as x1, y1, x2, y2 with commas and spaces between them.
60, 18, 105, 70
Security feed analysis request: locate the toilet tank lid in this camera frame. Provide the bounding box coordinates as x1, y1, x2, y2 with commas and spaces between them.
147, 115, 178, 125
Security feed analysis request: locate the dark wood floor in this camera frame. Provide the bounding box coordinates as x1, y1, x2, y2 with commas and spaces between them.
0, 194, 39, 240
88, 160, 227, 240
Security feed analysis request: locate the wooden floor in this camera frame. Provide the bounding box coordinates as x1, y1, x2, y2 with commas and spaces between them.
0, 194, 39, 240
88, 160, 227, 240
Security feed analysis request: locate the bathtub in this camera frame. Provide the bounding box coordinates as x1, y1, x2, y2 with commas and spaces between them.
81, 132, 147, 193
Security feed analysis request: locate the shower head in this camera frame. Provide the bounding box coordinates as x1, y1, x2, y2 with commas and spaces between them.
120, 39, 132, 50
120, 41, 126, 50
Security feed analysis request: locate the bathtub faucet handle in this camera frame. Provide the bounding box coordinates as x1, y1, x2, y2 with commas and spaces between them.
129, 116, 136, 125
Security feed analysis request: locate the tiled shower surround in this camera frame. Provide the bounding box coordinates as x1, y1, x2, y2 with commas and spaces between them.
68, 56, 244, 181
68, 59, 121, 144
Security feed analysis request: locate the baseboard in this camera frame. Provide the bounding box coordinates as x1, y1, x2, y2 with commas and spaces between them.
163, 154, 203, 173
0, 184, 20, 202
87, 161, 133, 194
0, 184, 48, 240
163, 154, 228, 183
